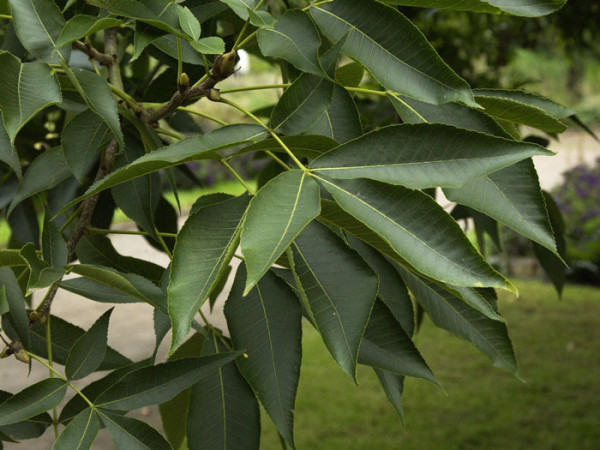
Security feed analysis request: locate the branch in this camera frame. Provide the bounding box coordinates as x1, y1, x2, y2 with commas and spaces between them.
73, 41, 114, 67
142, 51, 238, 124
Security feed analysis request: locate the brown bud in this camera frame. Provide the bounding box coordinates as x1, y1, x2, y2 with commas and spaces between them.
15, 349, 30, 364
208, 88, 221, 102
179, 72, 190, 91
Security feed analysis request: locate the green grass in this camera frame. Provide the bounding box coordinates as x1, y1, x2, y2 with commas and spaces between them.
261, 280, 600, 449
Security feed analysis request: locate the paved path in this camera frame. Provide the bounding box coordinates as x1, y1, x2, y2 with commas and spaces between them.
1, 129, 598, 448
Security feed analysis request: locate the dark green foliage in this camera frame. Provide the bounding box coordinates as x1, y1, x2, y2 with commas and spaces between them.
0, 0, 575, 447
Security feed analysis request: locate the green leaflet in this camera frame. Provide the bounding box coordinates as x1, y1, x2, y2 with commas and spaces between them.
317, 177, 515, 292
52, 408, 100, 450
177, 6, 201, 41
241, 170, 320, 294
61, 110, 112, 182
0, 379, 67, 427
358, 299, 436, 383
224, 265, 302, 449
168, 194, 250, 354
59, 124, 264, 213
311, 0, 476, 106
71, 68, 124, 148
96, 353, 242, 410
257, 9, 323, 76
236, 135, 339, 160
8, 147, 71, 215
68, 264, 167, 312
310, 124, 553, 189
386, 92, 558, 255
346, 235, 414, 336
65, 309, 113, 380
189, 36, 225, 54
306, 84, 363, 144
0, 53, 61, 144
8, 0, 70, 63
88, 0, 185, 38
187, 330, 260, 450
220, 0, 260, 20
380, 0, 566, 17
99, 410, 171, 450
271, 74, 334, 136
292, 221, 378, 380
445, 160, 559, 254
0, 115, 21, 177
473, 89, 571, 133
400, 267, 520, 376
55, 16, 122, 47
0, 267, 30, 348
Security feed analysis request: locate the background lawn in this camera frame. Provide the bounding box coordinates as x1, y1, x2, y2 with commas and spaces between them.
261, 280, 600, 449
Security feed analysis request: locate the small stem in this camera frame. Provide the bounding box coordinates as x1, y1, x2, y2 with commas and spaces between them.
219, 83, 289, 94
178, 106, 229, 126
104, 28, 123, 90
88, 227, 178, 238
155, 127, 184, 140
27, 353, 96, 410
59, 203, 84, 233
232, 0, 264, 50
109, 84, 139, 111
265, 151, 291, 170
45, 315, 59, 438
176, 37, 183, 87
192, 73, 209, 89
198, 309, 212, 328
386, 91, 429, 123
0, 14, 12, 20
220, 159, 255, 194
199, 52, 210, 73
304, 0, 333, 10
220, 97, 308, 172
155, 228, 173, 259
236, 31, 258, 50
346, 86, 387, 97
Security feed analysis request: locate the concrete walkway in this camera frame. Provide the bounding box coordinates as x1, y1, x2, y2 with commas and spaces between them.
1, 128, 598, 448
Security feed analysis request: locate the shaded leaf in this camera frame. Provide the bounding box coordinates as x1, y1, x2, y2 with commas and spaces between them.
19, 243, 64, 289
168, 194, 250, 353
66, 308, 113, 380
99, 410, 171, 450
96, 353, 242, 410
9, 147, 71, 215
399, 267, 520, 375
311, 0, 476, 106
177, 6, 201, 41
68, 264, 167, 312
292, 221, 377, 379
271, 74, 334, 136
0, 379, 66, 427
52, 408, 99, 450
0, 267, 29, 348
0, 53, 61, 143
335, 62, 364, 87
71, 68, 124, 147
306, 84, 363, 144
61, 124, 264, 211
187, 330, 260, 450
56, 16, 122, 48
0, 114, 21, 177
62, 110, 112, 182
224, 265, 302, 449
0, 391, 50, 440
257, 9, 323, 76
346, 235, 414, 336
311, 124, 553, 189
220, 0, 259, 20
318, 177, 514, 291
237, 135, 338, 160
241, 170, 320, 294
9, 0, 70, 63
189, 36, 225, 54
445, 160, 557, 253
358, 299, 435, 382
42, 204, 67, 268
381, 0, 566, 17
